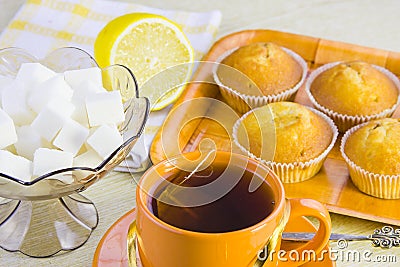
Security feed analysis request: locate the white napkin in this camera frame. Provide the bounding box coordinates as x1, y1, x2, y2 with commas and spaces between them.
0, 0, 222, 172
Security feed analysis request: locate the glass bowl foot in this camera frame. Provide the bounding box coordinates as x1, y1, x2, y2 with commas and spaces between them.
0, 193, 98, 257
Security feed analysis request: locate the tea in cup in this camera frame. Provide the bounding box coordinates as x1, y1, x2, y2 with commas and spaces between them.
134, 151, 331, 267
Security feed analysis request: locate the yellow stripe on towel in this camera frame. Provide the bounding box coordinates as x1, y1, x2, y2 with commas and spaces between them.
8, 20, 95, 45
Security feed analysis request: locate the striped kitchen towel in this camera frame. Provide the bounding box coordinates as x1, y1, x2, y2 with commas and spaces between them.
0, 0, 222, 172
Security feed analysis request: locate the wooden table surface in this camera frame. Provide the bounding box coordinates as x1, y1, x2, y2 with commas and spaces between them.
1, 0, 400, 266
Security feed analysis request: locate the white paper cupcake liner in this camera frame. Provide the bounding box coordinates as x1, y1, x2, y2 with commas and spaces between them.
232, 105, 339, 183
340, 122, 400, 199
213, 46, 308, 114
305, 61, 400, 132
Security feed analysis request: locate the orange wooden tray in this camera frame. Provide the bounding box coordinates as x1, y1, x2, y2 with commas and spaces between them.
149, 29, 400, 226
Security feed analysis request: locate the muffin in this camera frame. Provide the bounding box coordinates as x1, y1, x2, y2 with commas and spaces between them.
306, 61, 400, 132
341, 118, 400, 199
233, 101, 338, 183
214, 42, 307, 113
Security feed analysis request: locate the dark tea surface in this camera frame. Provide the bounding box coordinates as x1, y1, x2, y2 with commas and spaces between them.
150, 162, 275, 233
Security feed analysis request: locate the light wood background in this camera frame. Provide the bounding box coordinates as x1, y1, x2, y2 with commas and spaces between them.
1, 0, 400, 266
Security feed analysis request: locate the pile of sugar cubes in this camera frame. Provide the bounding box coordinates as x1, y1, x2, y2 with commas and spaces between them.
0, 63, 126, 183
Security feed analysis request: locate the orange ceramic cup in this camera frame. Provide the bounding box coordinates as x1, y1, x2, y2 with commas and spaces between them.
135, 151, 331, 267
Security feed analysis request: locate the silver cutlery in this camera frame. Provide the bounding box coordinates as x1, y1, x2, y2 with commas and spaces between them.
282, 226, 400, 248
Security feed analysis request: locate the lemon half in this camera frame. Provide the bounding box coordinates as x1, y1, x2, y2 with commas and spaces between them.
94, 13, 194, 110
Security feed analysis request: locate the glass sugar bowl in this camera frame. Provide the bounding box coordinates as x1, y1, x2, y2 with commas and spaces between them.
0, 47, 149, 257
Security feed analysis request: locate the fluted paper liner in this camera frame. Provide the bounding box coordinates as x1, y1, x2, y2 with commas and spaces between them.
233, 106, 339, 183
213, 46, 308, 114
305, 61, 400, 133
340, 123, 400, 199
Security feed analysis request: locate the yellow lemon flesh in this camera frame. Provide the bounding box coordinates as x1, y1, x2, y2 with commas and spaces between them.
94, 13, 194, 110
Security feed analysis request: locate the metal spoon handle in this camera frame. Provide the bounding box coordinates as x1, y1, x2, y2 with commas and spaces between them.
282, 232, 369, 241
283, 226, 400, 249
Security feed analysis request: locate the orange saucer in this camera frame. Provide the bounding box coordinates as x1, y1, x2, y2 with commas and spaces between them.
93, 209, 335, 267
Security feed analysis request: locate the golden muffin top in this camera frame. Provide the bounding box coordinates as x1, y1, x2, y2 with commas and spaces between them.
310, 61, 398, 116
344, 118, 400, 175
220, 42, 303, 96
241, 102, 333, 163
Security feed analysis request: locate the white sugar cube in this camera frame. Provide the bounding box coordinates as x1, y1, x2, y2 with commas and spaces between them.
85, 90, 125, 127
86, 124, 123, 159
28, 74, 73, 113
73, 149, 103, 168
14, 126, 50, 160
33, 148, 73, 177
70, 80, 104, 127
64, 67, 102, 88
72, 80, 105, 102
0, 108, 17, 149
53, 119, 89, 155
2, 80, 36, 125
16, 63, 56, 85
0, 75, 13, 88
31, 105, 69, 141
0, 150, 32, 182
71, 101, 89, 127
47, 98, 75, 118
0, 75, 14, 107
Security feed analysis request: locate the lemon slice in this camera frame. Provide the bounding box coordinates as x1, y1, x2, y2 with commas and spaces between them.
94, 13, 194, 110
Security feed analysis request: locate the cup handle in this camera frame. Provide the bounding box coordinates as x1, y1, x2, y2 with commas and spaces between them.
283, 198, 332, 265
